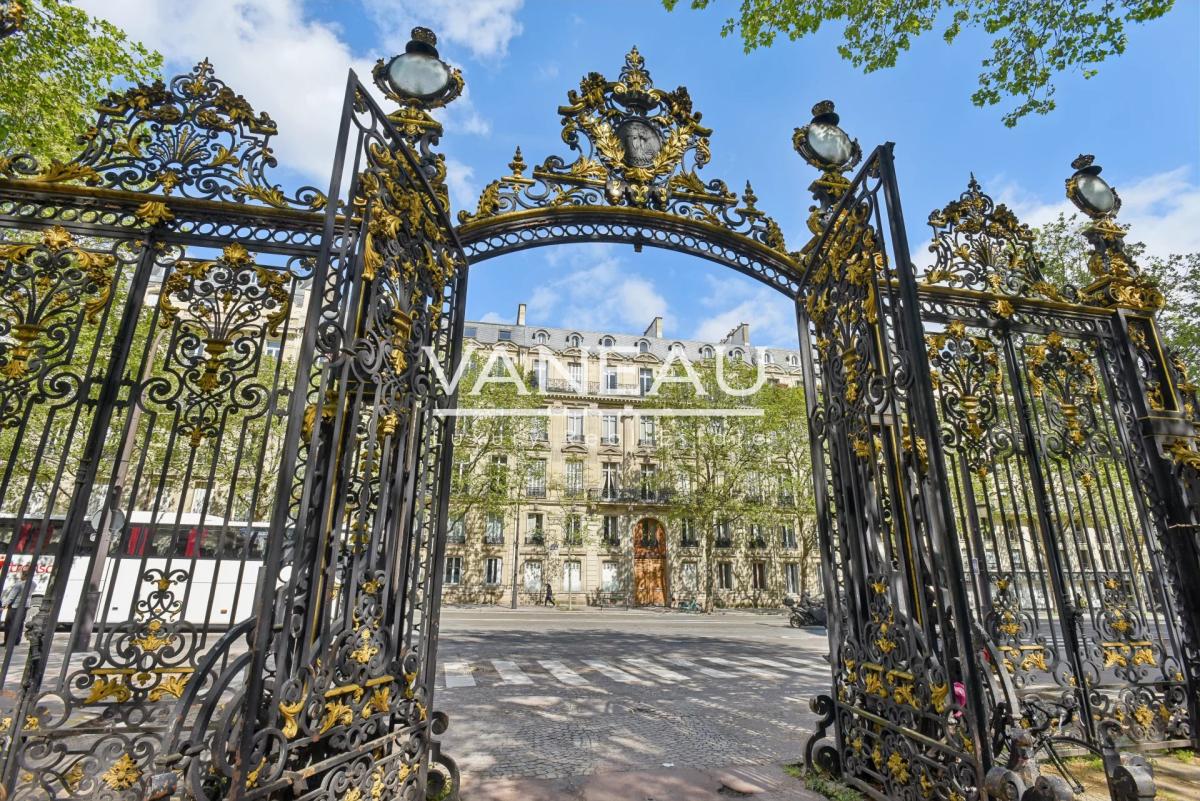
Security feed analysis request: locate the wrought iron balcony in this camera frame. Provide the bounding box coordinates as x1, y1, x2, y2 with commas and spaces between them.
526, 486, 547, 498
600, 435, 620, 445
587, 487, 673, 504
524, 532, 545, 546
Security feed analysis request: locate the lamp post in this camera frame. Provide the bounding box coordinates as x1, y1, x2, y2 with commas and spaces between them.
792, 100, 861, 211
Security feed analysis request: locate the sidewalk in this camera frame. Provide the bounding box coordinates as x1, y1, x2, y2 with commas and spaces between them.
459, 763, 825, 801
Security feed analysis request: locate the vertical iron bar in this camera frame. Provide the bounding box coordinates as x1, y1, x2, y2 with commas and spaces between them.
877, 144, 991, 776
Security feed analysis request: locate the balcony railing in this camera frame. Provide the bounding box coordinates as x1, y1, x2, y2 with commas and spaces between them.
541, 379, 645, 397
526, 486, 547, 498
525, 532, 545, 546
484, 534, 504, 545
565, 433, 585, 444
600, 435, 619, 445
587, 487, 673, 504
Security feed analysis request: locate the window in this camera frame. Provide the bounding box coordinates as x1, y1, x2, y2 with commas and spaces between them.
567, 333, 582, 348
565, 460, 584, 496
489, 455, 508, 492
566, 410, 584, 442
700, 345, 714, 359
190, 485, 209, 515
637, 340, 650, 354
762, 351, 773, 364
568, 362, 583, 389
444, 557, 462, 585
527, 459, 547, 497
785, 563, 800, 595
485, 557, 503, 585
265, 340, 282, 359
602, 515, 620, 545
601, 561, 620, 592
602, 413, 619, 444
534, 330, 549, 344
680, 519, 698, 548
752, 561, 767, 590
639, 367, 654, 395
781, 525, 798, 549
640, 464, 657, 500
680, 561, 699, 592
639, 416, 656, 446
498, 329, 512, 341
717, 561, 733, 590
729, 348, 744, 361
603, 366, 618, 391
639, 522, 659, 548
751, 524, 766, 549
530, 416, 548, 442
526, 513, 544, 544
531, 359, 548, 390
563, 560, 582, 592
523, 560, 543, 592
564, 514, 583, 546
447, 519, 466, 544
600, 335, 615, 348
485, 514, 504, 545
715, 520, 732, 548
602, 461, 620, 500
787, 354, 799, 366
464, 326, 478, 338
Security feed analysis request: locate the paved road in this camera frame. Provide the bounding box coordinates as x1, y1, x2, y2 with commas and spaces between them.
433, 607, 832, 783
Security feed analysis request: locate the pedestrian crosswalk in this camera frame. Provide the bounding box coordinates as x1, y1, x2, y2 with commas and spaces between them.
435, 653, 831, 691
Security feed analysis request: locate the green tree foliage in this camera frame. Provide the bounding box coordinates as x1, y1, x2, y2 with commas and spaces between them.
0, 0, 161, 161
447, 353, 539, 536
1035, 213, 1200, 379
662, 0, 1175, 127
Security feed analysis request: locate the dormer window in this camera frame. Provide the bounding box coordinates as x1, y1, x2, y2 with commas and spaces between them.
637, 340, 650, 354
567, 333, 582, 348
534, 330, 549, 344
700, 346, 714, 359
600, 335, 616, 348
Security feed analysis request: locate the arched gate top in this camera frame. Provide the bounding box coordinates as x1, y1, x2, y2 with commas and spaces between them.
454, 47, 803, 297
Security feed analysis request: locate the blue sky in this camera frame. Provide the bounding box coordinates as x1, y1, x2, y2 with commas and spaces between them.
81, 1, 1199, 348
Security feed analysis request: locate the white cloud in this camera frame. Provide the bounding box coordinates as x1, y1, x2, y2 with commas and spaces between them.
528, 245, 670, 333
991, 166, 1200, 259
694, 274, 798, 348
363, 0, 525, 61
479, 311, 505, 323
75, 0, 374, 183
445, 158, 479, 211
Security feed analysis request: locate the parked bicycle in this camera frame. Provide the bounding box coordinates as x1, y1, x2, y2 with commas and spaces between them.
674, 595, 701, 612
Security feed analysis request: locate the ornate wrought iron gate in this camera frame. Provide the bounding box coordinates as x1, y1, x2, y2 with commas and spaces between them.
2, 25, 1199, 801
796, 129, 1200, 798
0, 56, 464, 800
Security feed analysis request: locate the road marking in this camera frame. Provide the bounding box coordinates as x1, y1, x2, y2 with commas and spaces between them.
622, 657, 690, 683
491, 660, 534, 685
583, 660, 648, 684
443, 661, 476, 688
740, 655, 823, 673
703, 657, 786, 679
664, 655, 737, 678
539, 660, 589, 686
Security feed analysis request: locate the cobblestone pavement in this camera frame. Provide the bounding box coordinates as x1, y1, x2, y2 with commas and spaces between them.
433, 607, 830, 787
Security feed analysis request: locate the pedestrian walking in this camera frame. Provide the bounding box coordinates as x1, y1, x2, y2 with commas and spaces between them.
1, 572, 27, 646
543, 583, 556, 607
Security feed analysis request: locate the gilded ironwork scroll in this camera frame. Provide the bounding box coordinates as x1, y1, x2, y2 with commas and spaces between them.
455, 48, 802, 298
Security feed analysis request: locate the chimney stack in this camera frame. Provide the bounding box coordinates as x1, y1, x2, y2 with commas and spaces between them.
643, 315, 663, 338
516, 303, 526, 326
721, 323, 750, 346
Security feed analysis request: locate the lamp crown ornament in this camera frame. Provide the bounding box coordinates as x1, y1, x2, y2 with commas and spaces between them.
410, 26, 437, 48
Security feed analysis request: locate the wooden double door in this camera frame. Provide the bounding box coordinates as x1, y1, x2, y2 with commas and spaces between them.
633, 518, 666, 606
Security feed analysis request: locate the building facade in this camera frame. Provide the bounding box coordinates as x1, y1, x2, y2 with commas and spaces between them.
442, 303, 820, 608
